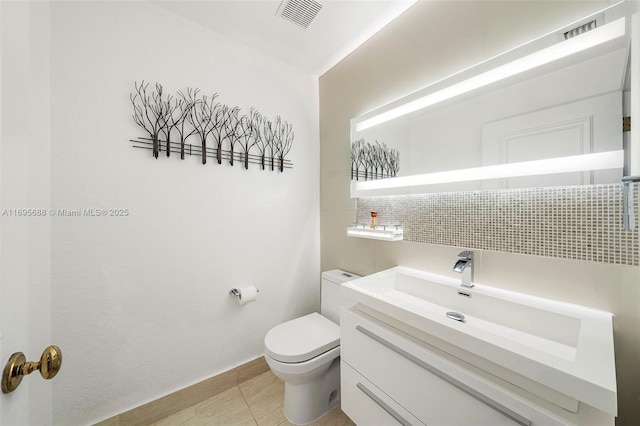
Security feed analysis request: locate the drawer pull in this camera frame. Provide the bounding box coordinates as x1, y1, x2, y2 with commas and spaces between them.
357, 382, 413, 426
356, 325, 532, 426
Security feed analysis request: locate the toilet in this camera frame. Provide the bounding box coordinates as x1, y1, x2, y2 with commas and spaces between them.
264, 270, 360, 425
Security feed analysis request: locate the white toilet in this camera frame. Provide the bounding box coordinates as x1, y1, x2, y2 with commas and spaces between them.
264, 270, 359, 425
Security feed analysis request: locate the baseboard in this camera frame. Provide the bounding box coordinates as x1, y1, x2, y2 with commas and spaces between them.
95, 356, 269, 426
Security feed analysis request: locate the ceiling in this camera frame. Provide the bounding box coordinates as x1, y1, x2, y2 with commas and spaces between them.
152, 0, 418, 77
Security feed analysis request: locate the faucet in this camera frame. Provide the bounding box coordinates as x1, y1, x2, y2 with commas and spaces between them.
453, 251, 474, 288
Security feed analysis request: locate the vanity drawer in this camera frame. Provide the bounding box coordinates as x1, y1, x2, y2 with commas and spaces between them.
341, 308, 564, 426
341, 360, 425, 426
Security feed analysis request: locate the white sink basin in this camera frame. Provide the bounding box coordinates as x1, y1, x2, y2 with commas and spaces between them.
342, 266, 617, 416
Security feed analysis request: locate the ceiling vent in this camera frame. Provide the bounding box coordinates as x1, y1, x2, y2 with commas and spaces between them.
277, 0, 323, 29
563, 19, 597, 40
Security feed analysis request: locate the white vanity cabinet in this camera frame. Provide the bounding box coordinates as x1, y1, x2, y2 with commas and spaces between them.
341, 361, 425, 426
340, 307, 572, 426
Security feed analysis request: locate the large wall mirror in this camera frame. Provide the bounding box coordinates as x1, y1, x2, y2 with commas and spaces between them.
351, 1, 638, 197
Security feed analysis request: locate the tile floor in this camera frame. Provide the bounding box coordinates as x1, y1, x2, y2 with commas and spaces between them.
151, 370, 355, 426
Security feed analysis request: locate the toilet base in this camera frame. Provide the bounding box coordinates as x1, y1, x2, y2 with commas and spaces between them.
283, 357, 341, 425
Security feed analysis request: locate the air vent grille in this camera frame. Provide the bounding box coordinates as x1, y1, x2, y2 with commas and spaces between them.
563, 20, 597, 40
278, 0, 323, 29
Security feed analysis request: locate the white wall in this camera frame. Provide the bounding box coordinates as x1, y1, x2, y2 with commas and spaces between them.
48, 2, 319, 424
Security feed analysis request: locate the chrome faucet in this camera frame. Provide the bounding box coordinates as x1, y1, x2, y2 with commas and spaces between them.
453, 251, 474, 288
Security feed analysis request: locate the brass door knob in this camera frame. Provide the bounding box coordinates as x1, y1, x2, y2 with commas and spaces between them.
2, 345, 62, 394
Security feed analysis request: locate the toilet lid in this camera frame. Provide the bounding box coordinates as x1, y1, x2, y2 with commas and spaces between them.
264, 312, 340, 363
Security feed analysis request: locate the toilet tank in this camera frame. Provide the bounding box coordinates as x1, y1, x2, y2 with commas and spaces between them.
321, 270, 361, 325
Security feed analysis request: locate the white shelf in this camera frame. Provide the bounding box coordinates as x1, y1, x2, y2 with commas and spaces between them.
347, 226, 403, 241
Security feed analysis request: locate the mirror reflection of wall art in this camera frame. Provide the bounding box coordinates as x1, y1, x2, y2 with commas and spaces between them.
130, 81, 294, 172
350, 138, 400, 181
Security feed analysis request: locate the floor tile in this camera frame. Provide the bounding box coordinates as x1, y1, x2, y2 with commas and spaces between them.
239, 371, 286, 426
277, 406, 355, 426
309, 406, 355, 426
150, 405, 198, 426
152, 370, 354, 426
152, 386, 256, 426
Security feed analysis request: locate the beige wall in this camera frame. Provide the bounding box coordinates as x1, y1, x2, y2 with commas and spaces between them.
319, 1, 639, 424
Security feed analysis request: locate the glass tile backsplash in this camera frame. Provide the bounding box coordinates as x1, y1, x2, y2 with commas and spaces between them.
356, 184, 639, 266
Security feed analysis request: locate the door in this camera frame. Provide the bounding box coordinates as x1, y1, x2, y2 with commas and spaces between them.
1, 2, 54, 424
481, 91, 623, 189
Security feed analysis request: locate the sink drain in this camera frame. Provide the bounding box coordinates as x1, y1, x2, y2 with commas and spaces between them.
446, 311, 465, 322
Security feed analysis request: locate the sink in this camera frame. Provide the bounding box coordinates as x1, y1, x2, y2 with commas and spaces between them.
341, 266, 617, 416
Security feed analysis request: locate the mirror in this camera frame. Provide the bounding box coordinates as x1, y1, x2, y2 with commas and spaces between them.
351, 2, 634, 197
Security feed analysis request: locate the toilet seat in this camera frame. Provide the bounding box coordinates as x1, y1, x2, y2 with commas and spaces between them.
265, 346, 340, 378
264, 312, 340, 363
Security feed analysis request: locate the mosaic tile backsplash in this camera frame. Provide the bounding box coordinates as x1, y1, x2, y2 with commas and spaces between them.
356, 184, 639, 266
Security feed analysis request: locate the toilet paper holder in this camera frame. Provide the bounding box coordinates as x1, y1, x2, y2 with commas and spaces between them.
229, 288, 260, 297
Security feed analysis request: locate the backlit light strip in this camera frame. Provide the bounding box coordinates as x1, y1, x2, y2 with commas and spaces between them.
356, 17, 626, 132
355, 150, 624, 192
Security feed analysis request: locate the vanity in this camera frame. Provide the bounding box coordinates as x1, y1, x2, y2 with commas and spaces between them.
339, 267, 617, 425
339, 2, 636, 423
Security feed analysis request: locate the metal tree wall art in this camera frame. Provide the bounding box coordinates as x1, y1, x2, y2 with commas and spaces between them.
175, 89, 199, 160
187, 91, 217, 165
351, 138, 400, 180
224, 106, 242, 167
237, 108, 261, 170
272, 116, 294, 173
130, 81, 294, 171
209, 103, 231, 165
131, 81, 167, 159
159, 93, 183, 158
262, 118, 276, 170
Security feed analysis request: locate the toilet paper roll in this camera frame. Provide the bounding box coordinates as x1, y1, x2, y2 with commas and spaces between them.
237, 286, 258, 305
